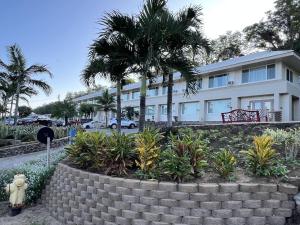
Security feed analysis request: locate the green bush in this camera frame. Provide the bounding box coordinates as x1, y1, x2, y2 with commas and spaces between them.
159, 149, 192, 182
65, 131, 107, 171
105, 132, 135, 176
212, 149, 237, 179
241, 135, 278, 176
0, 151, 65, 204
135, 128, 162, 178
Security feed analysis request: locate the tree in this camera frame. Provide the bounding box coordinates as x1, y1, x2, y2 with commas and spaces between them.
0, 44, 52, 125
18, 105, 32, 118
95, 89, 116, 128
207, 31, 247, 63
82, 16, 134, 133
244, 0, 300, 54
123, 106, 139, 120
79, 103, 94, 118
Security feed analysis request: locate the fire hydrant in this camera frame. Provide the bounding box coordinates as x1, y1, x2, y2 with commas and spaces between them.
5, 174, 28, 216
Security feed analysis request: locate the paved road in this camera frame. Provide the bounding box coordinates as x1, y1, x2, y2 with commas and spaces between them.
0, 146, 65, 170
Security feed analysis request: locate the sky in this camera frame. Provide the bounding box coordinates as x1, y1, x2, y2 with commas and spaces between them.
0, 0, 275, 108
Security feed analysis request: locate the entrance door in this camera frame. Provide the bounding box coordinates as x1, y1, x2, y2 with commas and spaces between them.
250, 100, 273, 121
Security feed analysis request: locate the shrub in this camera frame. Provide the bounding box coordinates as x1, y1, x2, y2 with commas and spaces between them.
264, 128, 300, 161
105, 132, 135, 176
135, 128, 162, 177
212, 149, 237, 179
241, 135, 278, 176
65, 131, 107, 171
169, 128, 208, 175
0, 151, 65, 204
159, 149, 192, 182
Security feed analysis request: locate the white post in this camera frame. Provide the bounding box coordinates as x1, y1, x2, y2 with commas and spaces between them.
47, 137, 50, 168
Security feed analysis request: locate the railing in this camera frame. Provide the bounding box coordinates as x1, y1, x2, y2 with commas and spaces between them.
221, 109, 260, 123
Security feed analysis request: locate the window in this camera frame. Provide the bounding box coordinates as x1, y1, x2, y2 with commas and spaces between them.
242, 64, 275, 83
160, 105, 167, 115
162, 86, 167, 95
287, 69, 294, 82
207, 99, 231, 114
197, 78, 202, 90
148, 87, 159, 97
146, 105, 155, 115
122, 93, 130, 101
132, 91, 140, 99
209, 74, 228, 88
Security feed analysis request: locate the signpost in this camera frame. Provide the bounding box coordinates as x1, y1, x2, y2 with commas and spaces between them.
37, 127, 54, 168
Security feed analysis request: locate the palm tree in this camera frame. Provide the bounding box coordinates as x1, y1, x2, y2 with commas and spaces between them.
96, 89, 116, 128
156, 6, 210, 127
82, 35, 133, 133
0, 44, 52, 125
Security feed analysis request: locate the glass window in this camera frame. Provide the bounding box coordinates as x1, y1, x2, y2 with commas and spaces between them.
287, 69, 294, 82
122, 93, 130, 101
197, 78, 202, 90
146, 105, 155, 115
132, 91, 140, 99
209, 74, 228, 88
162, 86, 167, 95
242, 64, 275, 83
148, 87, 159, 97
160, 105, 167, 115
207, 100, 231, 114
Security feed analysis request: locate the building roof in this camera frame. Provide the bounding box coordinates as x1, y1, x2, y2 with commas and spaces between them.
195, 50, 294, 74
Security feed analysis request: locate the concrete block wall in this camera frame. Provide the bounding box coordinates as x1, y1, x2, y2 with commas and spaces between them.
44, 163, 298, 225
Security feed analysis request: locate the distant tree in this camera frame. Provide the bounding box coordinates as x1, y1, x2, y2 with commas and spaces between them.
95, 89, 116, 128
123, 106, 139, 120
0, 44, 52, 125
205, 31, 247, 63
18, 105, 32, 118
244, 0, 300, 54
79, 103, 94, 118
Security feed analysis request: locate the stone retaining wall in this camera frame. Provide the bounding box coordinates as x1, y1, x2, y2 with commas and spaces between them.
0, 137, 69, 158
43, 163, 298, 225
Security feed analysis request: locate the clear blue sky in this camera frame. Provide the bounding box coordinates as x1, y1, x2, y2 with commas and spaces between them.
0, 0, 274, 108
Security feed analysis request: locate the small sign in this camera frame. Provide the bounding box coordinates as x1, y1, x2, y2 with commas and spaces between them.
37, 127, 54, 144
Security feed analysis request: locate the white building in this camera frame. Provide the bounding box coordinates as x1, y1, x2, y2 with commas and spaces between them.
73, 50, 300, 123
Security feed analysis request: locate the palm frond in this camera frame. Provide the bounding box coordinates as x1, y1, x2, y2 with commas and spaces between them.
27, 79, 52, 95
25, 64, 53, 78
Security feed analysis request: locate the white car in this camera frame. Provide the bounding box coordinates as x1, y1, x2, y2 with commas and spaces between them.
109, 118, 137, 129
82, 121, 103, 129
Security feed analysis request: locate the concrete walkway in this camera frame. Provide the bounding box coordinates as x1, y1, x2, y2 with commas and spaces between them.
0, 204, 62, 225
0, 146, 65, 170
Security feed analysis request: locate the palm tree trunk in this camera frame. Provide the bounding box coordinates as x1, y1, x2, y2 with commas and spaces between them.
167, 72, 173, 128
116, 80, 122, 133
105, 111, 108, 128
139, 73, 147, 132
9, 97, 14, 119
13, 83, 20, 126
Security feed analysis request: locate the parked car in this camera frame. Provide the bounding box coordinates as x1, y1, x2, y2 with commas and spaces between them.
4, 118, 14, 125
80, 118, 93, 124
109, 118, 137, 129
82, 121, 103, 129
52, 120, 64, 127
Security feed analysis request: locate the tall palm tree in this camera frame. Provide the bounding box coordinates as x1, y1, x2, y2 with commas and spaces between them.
82, 35, 133, 133
156, 6, 210, 127
96, 89, 116, 128
0, 44, 52, 125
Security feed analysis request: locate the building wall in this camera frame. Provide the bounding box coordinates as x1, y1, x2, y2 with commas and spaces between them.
73, 60, 300, 123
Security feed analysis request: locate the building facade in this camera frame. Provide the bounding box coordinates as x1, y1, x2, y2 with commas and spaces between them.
73, 50, 300, 123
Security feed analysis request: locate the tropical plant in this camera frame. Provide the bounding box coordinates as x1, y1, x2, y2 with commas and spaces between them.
135, 128, 162, 176
169, 129, 208, 175
0, 44, 52, 125
212, 149, 237, 179
264, 128, 300, 161
95, 89, 116, 128
105, 132, 135, 176
241, 135, 278, 176
159, 149, 192, 182
65, 131, 107, 171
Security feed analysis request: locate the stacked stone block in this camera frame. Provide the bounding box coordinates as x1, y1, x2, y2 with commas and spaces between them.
43, 164, 298, 225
